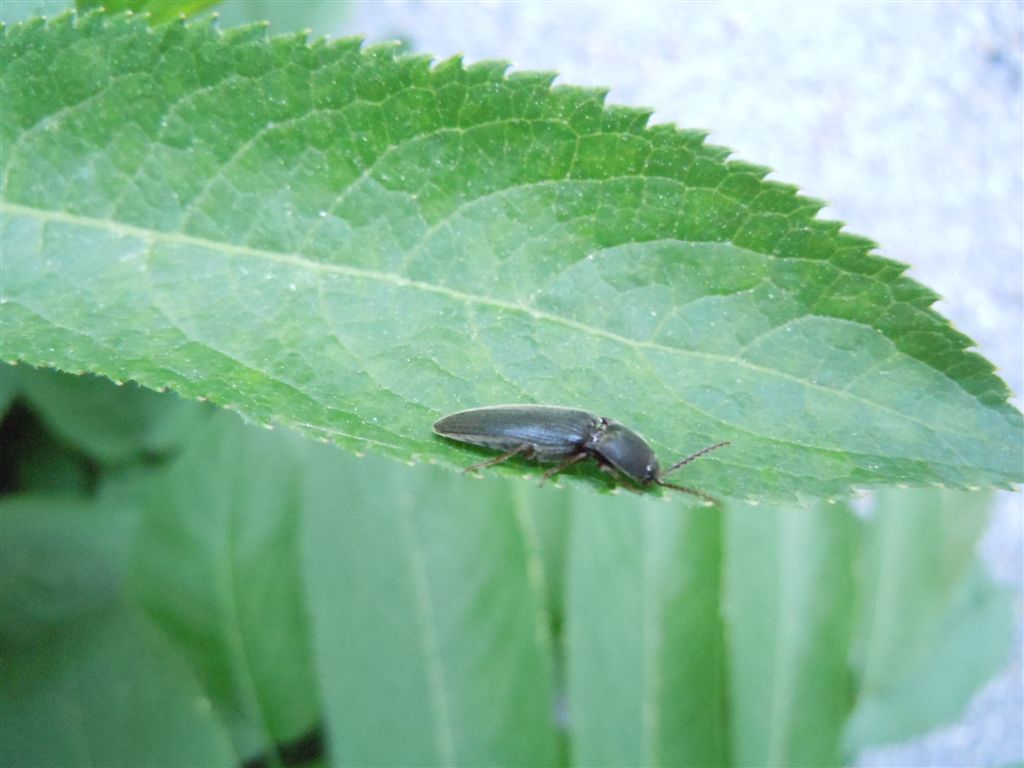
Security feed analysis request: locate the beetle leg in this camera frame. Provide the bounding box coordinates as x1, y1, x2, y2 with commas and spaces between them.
539, 451, 589, 485
462, 444, 534, 474
592, 461, 645, 494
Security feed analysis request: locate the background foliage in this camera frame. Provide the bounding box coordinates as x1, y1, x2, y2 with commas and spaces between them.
0, 365, 1015, 766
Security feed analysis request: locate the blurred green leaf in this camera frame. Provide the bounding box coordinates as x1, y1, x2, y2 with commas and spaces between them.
847, 561, 1013, 752
301, 444, 559, 767
0, 494, 135, 647
0, 494, 236, 767
1, 607, 237, 767
7, 363, 210, 464
1, 368, 1016, 767
844, 488, 1014, 752
128, 411, 319, 761
0, 402, 96, 494
0, 365, 17, 416
566, 497, 729, 767
510, 480, 571, 633
723, 501, 859, 767
2, 13, 1020, 502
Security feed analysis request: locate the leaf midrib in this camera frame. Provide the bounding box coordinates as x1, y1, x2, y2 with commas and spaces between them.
1, 200, 989, 452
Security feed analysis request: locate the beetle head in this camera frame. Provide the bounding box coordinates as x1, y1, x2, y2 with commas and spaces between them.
590, 421, 659, 485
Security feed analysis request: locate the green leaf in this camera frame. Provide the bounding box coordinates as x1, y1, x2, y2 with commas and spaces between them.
0, 403, 96, 494
0, 494, 236, 767
723, 501, 859, 767
847, 562, 1013, 753
1, 364, 100, 494
844, 488, 1015, 752
509, 479, 571, 633
0, 494, 136, 647
128, 411, 319, 761
566, 497, 729, 767
1, 606, 237, 767
301, 443, 559, 767
1, 12, 1021, 502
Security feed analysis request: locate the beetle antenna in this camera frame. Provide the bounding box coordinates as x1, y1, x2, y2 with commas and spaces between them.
655, 479, 720, 505
661, 441, 731, 476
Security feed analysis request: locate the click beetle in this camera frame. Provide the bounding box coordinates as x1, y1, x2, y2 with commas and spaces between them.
433, 404, 729, 503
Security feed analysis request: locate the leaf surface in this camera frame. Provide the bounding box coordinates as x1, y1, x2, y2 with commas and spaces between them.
1, 12, 1021, 502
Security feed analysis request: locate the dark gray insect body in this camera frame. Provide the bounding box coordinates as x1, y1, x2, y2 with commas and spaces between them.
433, 404, 729, 503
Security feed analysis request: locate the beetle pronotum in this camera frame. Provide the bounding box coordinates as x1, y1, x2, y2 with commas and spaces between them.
433, 404, 729, 503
